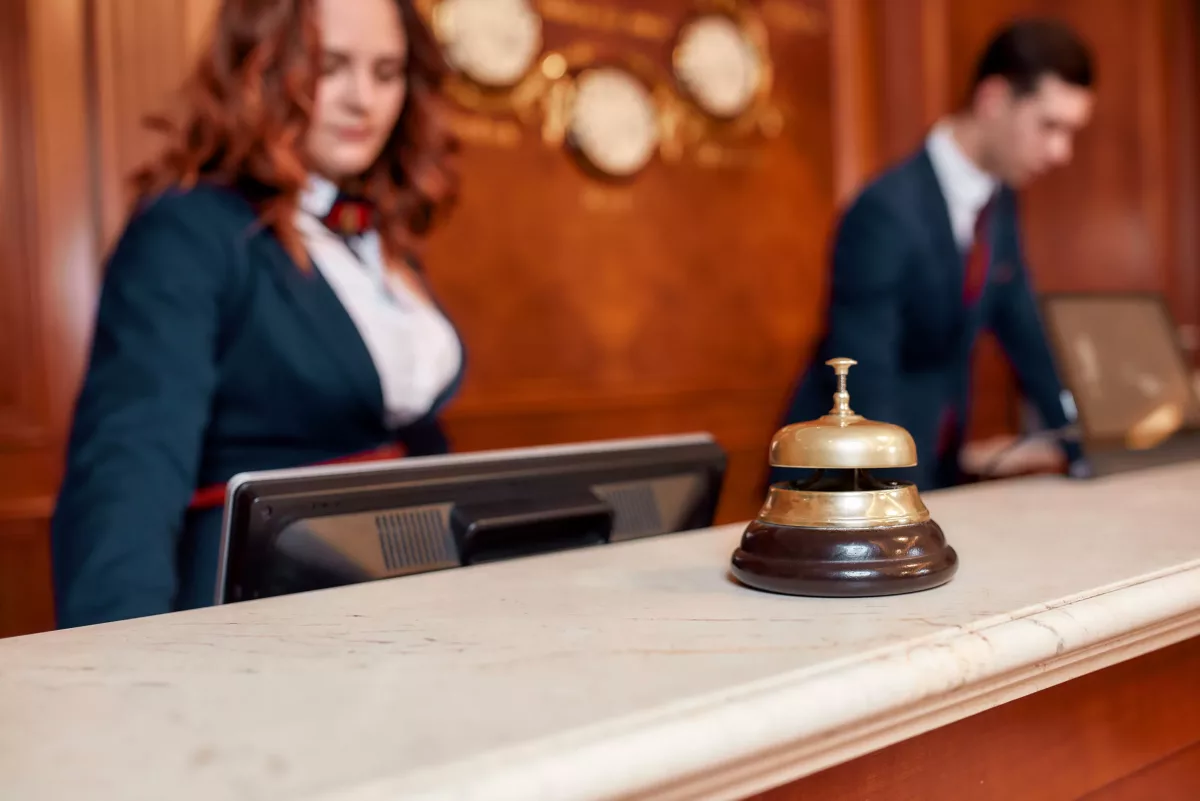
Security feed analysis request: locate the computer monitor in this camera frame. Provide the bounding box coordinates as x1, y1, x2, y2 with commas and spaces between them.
214, 433, 726, 605
1039, 291, 1200, 476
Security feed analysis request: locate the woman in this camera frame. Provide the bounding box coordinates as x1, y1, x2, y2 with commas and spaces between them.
51, 0, 464, 628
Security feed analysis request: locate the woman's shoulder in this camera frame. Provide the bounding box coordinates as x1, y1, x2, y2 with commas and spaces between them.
105, 182, 264, 293
130, 181, 260, 233
112, 182, 270, 277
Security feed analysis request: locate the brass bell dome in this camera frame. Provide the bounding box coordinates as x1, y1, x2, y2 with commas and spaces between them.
769, 358, 917, 470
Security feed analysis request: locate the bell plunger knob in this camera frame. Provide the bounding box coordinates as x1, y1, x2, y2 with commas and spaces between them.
826, 357, 856, 417
730, 356, 958, 597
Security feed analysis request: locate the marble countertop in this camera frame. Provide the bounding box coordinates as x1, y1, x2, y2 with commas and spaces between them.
4, 464, 1200, 801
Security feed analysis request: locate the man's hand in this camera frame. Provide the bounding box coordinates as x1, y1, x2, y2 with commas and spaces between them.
961, 435, 1066, 478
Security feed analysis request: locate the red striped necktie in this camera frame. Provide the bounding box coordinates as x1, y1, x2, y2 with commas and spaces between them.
937, 194, 999, 460
962, 194, 996, 304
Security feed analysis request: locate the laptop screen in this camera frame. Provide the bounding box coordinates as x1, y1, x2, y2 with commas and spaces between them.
1040, 293, 1200, 452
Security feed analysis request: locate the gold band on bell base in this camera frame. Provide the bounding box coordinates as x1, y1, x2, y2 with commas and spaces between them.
756, 481, 931, 529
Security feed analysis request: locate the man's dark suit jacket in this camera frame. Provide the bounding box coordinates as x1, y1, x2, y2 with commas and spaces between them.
51, 184, 464, 629
775, 146, 1078, 491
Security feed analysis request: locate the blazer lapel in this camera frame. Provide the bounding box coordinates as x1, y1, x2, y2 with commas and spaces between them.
911, 149, 965, 304
253, 234, 385, 426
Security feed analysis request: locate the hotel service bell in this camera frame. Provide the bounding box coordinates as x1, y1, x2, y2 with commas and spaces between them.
731, 358, 958, 597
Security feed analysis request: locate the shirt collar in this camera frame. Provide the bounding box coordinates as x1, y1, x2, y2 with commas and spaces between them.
299, 174, 340, 219
925, 119, 999, 214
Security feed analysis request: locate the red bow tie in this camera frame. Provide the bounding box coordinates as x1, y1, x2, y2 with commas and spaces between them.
323, 197, 374, 237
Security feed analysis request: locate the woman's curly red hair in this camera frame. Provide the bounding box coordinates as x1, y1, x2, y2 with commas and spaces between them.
134, 0, 458, 269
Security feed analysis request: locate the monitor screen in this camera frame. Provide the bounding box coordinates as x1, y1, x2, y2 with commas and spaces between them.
215, 433, 726, 605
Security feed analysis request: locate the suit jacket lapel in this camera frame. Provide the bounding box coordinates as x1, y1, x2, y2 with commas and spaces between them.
253, 234, 386, 426
912, 149, 965, 304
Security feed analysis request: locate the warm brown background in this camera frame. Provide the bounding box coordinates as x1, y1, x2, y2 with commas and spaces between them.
1, 0, 1197, 638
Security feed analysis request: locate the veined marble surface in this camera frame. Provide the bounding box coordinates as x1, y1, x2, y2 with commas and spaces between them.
4, 464, 1200, 801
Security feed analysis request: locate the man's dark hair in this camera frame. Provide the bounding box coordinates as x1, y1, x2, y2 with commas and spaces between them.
972, 19, 1094, 97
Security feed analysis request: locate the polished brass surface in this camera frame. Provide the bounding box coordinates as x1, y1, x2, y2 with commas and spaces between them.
757, 480, 930, 529
769, 358, 917, 469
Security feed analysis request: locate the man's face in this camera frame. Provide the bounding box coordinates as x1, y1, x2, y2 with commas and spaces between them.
980, 74, 1094, 186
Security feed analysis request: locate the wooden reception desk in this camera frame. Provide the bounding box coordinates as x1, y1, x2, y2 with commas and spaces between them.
2, 464, 1200, 800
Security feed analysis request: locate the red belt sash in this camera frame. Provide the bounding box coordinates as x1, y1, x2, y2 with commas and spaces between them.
187, 443, 406, 511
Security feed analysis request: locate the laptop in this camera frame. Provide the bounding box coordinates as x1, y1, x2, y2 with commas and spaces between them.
1039, 292, 1200, 478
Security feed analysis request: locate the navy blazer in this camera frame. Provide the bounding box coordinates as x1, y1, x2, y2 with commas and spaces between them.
776, 147, 1077, 490
52, 184, 465, 628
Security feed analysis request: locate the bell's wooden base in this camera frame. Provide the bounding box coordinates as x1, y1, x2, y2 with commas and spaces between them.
730, 518, 958, 597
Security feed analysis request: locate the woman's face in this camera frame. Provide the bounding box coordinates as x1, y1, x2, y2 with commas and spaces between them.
306, 0, 408, 181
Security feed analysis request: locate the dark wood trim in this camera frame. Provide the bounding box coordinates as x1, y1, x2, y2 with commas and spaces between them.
750, 635, 1200, 800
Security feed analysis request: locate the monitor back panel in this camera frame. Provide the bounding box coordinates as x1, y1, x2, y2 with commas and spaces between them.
217, 435, 726, 604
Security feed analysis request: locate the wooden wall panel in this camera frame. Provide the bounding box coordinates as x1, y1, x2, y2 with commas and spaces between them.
1081, 742, 1200, 800
0, 507, 53, 641
828, 0, 879, 203
92, 0, 216, 248
0, 0, 44, 451
0, 0, 98, 638
0, 0, 214, 638
1164, 0, 1200, 359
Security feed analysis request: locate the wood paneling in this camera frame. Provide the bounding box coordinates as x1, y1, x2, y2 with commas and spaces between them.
1165, 0, 1200, 360
92, 0, 211, 247
0, 0, 211, 638
0, 0, 43, 449
0, 504, 54, 639
828, 0, 879, 202
1081, 742, 1200, 801
0, 0, 98, 637
750, 634, 1200, 800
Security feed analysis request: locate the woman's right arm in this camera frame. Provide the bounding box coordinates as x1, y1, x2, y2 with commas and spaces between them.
52, 193, 229, 628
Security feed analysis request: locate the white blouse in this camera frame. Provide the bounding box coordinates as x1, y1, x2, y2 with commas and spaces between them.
296, 176, 462, 429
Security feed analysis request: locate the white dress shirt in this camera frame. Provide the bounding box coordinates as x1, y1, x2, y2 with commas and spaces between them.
925, 120, 999, 251
296, 175, 462, 429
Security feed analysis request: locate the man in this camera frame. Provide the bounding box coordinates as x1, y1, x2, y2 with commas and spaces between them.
777, 19, 1095, 491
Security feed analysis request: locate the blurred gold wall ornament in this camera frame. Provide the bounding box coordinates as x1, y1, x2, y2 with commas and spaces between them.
670, 0, 781, 145
416, 0, 548, 122
415, 0, 783, 170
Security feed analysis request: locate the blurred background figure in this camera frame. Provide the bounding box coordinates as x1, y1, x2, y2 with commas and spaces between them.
50, 0, 465, 627
776, 19, 1095, 491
